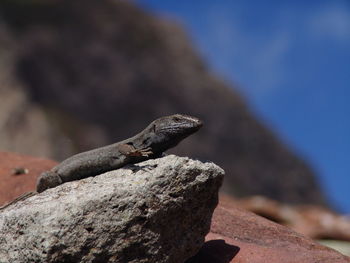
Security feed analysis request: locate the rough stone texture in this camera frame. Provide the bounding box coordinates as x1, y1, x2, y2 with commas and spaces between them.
0, 0, 327, 206
0, 155, 224, 263
0, 152, 57, 206
187, 196, 350, 263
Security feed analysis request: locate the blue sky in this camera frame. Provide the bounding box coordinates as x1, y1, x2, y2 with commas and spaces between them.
136, 0, 350, 213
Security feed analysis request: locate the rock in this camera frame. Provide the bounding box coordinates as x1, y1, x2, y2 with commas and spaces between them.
0, 29, 68, 160
0, 152, 57, 206
318, 240, 350, 257
0, 155, 224, 263
235, 195, 350, 242
187, 195, 350, 263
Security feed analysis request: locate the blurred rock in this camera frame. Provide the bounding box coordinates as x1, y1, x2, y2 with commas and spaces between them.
318, 240, 350, 257
187, 196, 350, 263
235, 195, 350, 242
0, 155, 224, 263
0, 0, 327, 206
0, 25, 65, 159
0, 151, 57, 206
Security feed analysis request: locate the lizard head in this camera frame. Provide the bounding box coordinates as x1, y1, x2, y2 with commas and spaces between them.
142, 114, 203, 151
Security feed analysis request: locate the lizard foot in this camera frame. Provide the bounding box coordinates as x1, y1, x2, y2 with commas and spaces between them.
137, 147, 153, 157
118, 144, 153, 157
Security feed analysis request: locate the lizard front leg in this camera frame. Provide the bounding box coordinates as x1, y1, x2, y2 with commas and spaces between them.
117, 144, 153, 157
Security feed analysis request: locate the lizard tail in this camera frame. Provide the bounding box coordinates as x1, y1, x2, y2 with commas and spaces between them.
0, 191, 37, 211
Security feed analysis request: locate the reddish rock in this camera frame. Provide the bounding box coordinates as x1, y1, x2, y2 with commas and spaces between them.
0, 152, 57, 205
188, 196, 350, 263
236, 195, 350, 241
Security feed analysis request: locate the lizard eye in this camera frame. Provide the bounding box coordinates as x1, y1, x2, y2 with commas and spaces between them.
173, 116, 180, 122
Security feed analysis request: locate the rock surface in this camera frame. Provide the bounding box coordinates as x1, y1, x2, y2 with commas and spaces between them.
236, 195, 350, 241
319, 240, 350, 257
187, 196, 350, 263
1, 152, 348, 262
0, 152, 57, 206
0, 155, 224, 263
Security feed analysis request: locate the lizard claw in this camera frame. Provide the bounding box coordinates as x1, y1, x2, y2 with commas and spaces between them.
139, 147, 153, 157
118, 144, 153, 157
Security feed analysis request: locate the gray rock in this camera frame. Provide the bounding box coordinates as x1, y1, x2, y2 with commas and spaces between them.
0, 155, 224, 263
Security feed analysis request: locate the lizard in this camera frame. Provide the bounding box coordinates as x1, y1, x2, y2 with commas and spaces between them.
0, 114, 202, 210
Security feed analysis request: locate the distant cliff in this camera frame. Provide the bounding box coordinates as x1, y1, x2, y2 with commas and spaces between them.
0, 0, 327, 206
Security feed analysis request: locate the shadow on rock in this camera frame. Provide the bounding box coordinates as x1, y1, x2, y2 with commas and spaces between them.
186, 239, 240, 263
